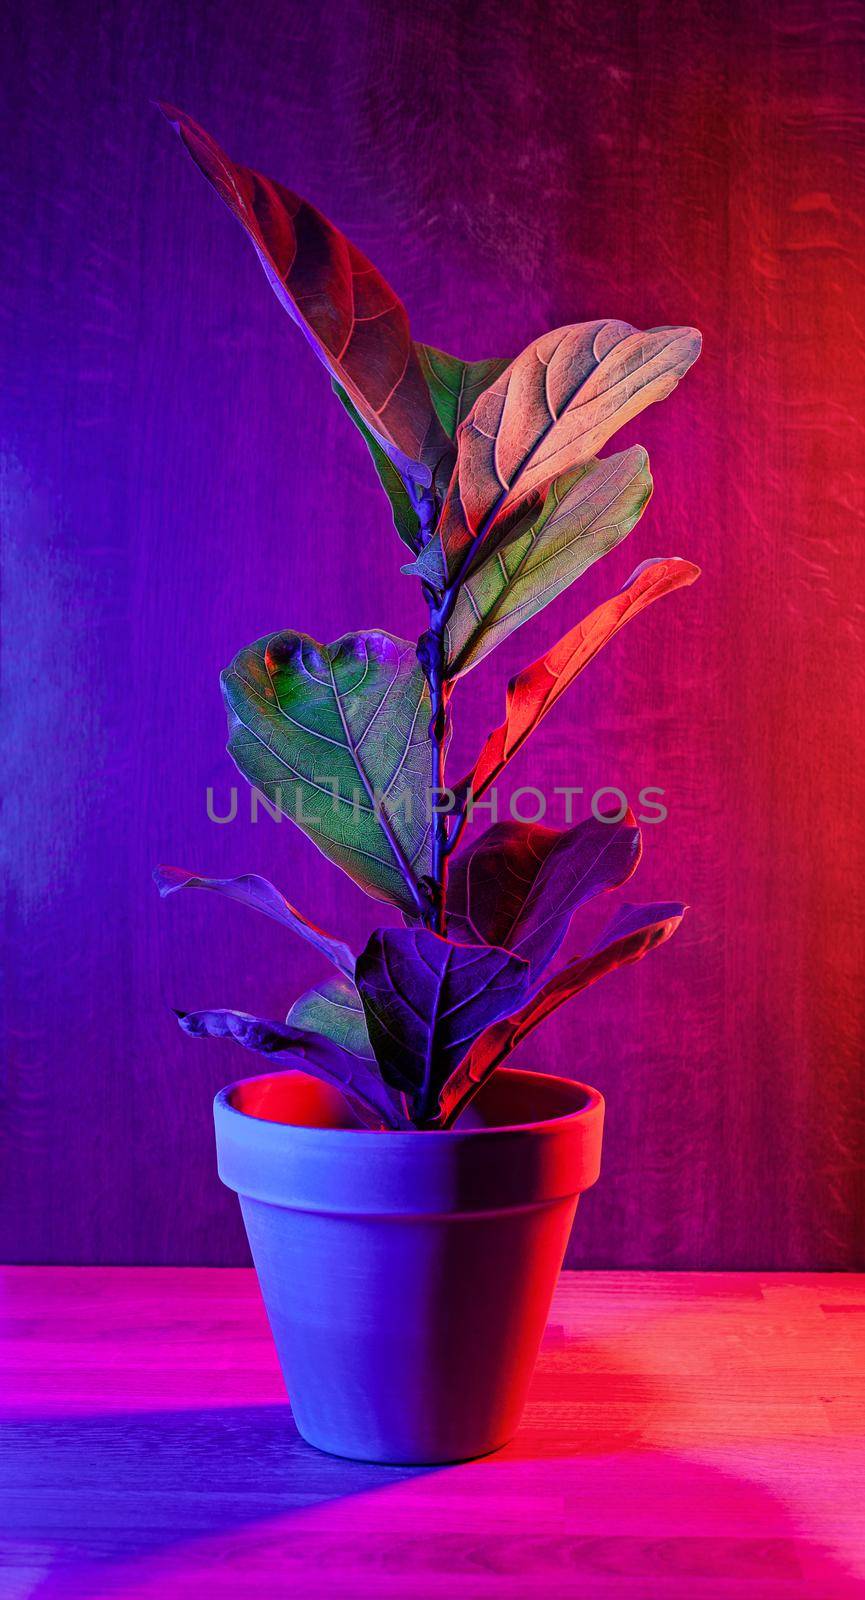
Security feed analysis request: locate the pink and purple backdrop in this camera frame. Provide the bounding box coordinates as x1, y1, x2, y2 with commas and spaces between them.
2, 0, 863, 1268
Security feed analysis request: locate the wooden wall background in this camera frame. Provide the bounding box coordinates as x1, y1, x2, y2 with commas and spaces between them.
2, 0, 863, 1267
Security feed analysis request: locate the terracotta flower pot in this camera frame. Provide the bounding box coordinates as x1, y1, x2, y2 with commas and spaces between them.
214, 1066, 604, 1464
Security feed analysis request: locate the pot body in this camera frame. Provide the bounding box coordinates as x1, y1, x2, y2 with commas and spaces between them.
214, 1067, 604, 1464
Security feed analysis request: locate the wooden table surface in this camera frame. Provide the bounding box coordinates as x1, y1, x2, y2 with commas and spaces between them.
2, 1269, 864, 1599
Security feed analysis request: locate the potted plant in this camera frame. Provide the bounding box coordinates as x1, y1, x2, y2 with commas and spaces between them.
155, 106, 701, 1465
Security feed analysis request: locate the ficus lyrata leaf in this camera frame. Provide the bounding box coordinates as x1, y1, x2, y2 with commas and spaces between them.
221, 630, 433, 915
355, 926, 532, 1125
332, 380, 422, 553
433, 319, 701, 580
444, 446, 652, 676
286, 973, 374, 1062
399, 347, 513, 588
439, 901, 686, 1126
446, 812, 642, 980
334, 351, 513, 558
456, 557, 701, 806
175, 1006, 410, 1128
415, 345, 510, 439
160, 104, 450, 500
153, 866, 355, 978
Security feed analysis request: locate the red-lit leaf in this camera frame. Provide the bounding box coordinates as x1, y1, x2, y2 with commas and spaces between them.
440, 902, 686, 1126
160, 105, 449, 495
446, 812, 642, 979
437, 319, 701, 578
456, 557, 701, 805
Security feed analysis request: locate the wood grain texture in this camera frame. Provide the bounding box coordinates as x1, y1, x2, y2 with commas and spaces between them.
2, 1267, 864, 1597
1, 0, 864, 1266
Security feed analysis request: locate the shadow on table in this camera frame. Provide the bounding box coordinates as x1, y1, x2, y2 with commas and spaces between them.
5, 1400, 435, 1597
7, 1356, 865, 1600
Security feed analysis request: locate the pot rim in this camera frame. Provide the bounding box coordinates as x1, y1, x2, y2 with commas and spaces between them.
214, 1067, 604, 1213
215, 1065, 603, 1140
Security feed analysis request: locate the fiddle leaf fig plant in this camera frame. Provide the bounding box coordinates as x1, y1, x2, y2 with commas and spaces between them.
155, 106, 702, 1131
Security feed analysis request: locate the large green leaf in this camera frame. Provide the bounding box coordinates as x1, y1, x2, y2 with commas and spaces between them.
436, 318, 701, 579
221, 630, 433, 914
286, 973, 374, 1061
416, 345, 510, 439
445, 446, 652, 676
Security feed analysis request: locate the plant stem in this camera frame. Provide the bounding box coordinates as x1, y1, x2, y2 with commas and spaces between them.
445, 799, 469, 857
418, 492, 518, 910
418, 479, 509, 932
425, 614, 450, 935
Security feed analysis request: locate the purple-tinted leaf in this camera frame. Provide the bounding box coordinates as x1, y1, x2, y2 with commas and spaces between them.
400, 530, 450, 589
446, 813, 642, 979
175, 1007, 409, 1129
355, 927, 531, 1125
154, 867, 355, 978
591, 901, 686, 949
439, 901, 686, 1126
160, 105, 449, 497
